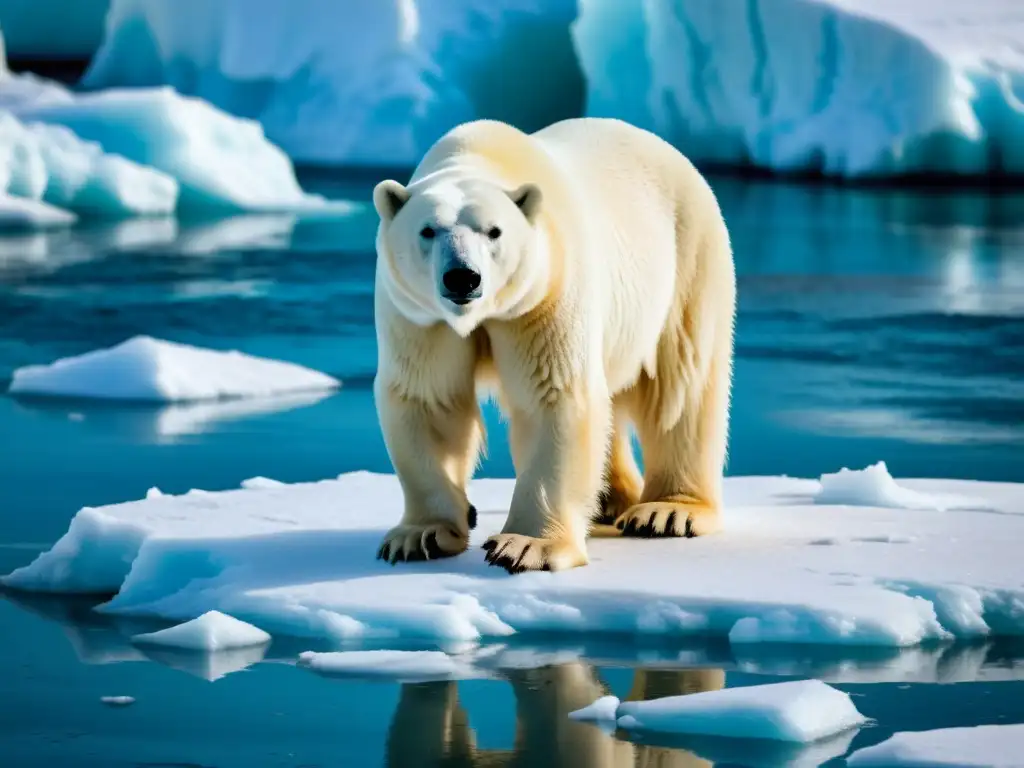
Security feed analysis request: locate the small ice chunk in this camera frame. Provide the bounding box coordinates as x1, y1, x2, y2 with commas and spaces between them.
144, 487, 164, 499
569, 695, 621, 723
100, 695, 135, 706
847, 724, 1024, 767
815, 462, 980, 511
615, 680, 867, 743
131, 611, 271, 651
8, 335, 340, 402
241, 476, 285, 490
298, 650, 470, 682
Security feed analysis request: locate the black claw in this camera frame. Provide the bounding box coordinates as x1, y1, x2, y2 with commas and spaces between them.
467, 504, 478, 530
615, 518, 625, 530
378, 545, 390, 561
511, 544, 531, 573
684, 517, 694, 538
541, 563, 551, 572
424, 532, 443, 560
665, 511, 677, 535
482, 539, 497, 552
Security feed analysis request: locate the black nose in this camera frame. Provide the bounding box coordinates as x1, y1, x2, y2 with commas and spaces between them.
442, 267, 481, 297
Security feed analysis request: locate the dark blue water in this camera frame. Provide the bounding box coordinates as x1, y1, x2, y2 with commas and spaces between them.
1, 173, 1022, 766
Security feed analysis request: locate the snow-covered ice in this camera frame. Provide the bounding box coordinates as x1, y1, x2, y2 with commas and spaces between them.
130, 610, 271, 652
574, 0, 1024, 178
568, 695, 621, 723
0, 193, 76, 229
82, 0, 581, 167
99, 695, 135, 707
0, 112, 178, 217
7, 336, 341, 402
847, 724, 1024, 767
3, 466, 1022, 649
298, 650, 475, 682
613, 679, 867, 742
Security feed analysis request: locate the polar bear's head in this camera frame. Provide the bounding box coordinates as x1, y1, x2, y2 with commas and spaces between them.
373, 174, 545, 336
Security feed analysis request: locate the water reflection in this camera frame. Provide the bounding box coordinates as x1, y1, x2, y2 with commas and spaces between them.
386, 665, 724, 768
11, 389, 338, 442
0, 206, 376, 279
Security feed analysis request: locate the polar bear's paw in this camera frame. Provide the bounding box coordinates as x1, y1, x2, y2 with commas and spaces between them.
482, 534, 588, 574
377, 522, 469, 564
616, 499, 721, 538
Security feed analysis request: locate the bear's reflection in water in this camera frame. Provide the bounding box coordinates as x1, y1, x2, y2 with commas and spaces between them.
385, 664, 724, 768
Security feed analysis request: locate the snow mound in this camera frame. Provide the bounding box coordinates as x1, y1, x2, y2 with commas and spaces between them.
15, 87, 351, 214
3, 469, 1022, 648
131, 610, 271, 651
815, 461, 986, 511
615, 679, 867, 743
7, 336, 341, 402
0, 112, 177, 217
83, 0, 582, 167
568, 695, 621, 723
847, 724, 1024, 767
574, 0, 1024, 178
0, 193, 76, 229
298, 650, 473, 682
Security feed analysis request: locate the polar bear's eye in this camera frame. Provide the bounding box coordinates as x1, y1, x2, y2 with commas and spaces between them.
487, 226, 502, 240
420, 226, 436, 240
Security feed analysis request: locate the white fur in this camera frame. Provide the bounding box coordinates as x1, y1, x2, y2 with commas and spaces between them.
372, 118, 737, 573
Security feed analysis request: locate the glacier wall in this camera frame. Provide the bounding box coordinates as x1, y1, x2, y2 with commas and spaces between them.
82, 0, 584, 168
14, 0, 1023, 178
574, 0, 1024, 178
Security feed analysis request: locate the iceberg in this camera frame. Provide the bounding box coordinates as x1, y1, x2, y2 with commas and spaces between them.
611, 679, 867, 743
0, 112, 178, 216
7, 335, 341, 402
573, 0, 1024, 178
82, 0, 583, 167
3, 466, 1023, 648
15, 87, 350, 213
0, 26, 362, 219
847, 724, 1024, 767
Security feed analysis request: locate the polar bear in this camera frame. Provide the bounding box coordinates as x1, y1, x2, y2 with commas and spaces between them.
372, 117, 736, 574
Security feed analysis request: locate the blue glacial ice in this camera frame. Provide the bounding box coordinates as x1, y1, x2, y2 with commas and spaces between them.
81, 0, 582, 167
73, 0, 1024, 177
574, 0, 1024, 178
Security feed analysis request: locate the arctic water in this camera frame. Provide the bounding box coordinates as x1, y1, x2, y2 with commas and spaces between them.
0, 171, 1022, 766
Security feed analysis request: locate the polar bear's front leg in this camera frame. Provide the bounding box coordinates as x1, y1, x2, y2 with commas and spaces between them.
376, 383, 483, 564
483, 392, 611, 573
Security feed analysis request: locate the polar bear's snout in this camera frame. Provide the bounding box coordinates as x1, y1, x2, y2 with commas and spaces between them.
436, 229, 485, 306
441, 265, 482, 304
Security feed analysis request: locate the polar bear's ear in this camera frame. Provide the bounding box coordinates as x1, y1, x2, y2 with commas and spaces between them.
509, 183, 542, 223
373, 180, 410, 222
